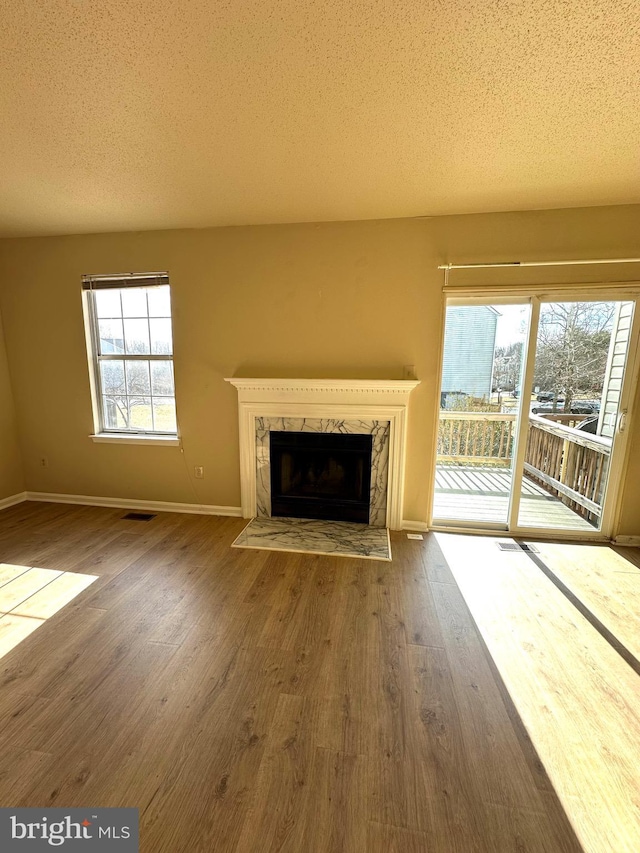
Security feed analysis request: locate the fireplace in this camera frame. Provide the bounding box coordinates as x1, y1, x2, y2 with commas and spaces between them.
270, 431, 373, 523
225, 378, 420, 529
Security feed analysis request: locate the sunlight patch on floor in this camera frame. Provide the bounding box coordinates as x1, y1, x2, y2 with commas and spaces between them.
530, 541, 640, 574
432, 532, 640, 853
0, 563, 98, 659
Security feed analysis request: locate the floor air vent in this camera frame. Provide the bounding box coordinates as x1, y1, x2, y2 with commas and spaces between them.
497, 542, 539, 553
122, 512, 157, 522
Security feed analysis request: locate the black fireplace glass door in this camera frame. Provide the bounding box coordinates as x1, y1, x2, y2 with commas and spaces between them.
270, 431, 373, 523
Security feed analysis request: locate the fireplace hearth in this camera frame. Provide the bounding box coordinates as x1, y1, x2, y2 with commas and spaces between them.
270, 431, 373, 523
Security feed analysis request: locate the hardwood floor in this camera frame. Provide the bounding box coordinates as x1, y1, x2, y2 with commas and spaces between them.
437, 533, 640, 853
0, 502, 582, 852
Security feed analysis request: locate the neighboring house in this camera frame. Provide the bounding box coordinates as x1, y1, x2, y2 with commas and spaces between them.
598, 301, 634, 438
441, 305, 499, 404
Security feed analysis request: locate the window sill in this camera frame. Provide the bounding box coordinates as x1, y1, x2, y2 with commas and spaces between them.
90, 433, 181, 446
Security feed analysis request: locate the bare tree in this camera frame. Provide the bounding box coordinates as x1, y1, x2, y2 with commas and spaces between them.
494, 341, 523, 392
533, 302, 614, 410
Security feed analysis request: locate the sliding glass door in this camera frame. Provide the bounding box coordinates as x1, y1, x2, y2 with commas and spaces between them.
432, 294, 638, 537
515, 299, 635, 533
432, 300, 531, 526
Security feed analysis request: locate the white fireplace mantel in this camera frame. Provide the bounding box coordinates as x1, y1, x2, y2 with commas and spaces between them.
225, 378, 420, 529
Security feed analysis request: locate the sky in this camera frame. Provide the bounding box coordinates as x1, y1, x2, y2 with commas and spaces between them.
492, 304, 529, 348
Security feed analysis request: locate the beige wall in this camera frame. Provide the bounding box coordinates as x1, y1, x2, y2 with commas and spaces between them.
0, 305, 24, 500
0, 204, 639, 533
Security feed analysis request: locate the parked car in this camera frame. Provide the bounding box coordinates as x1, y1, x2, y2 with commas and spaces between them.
536, 391, 564, 403
570, 400, 601, 415
531, 402, 566, 414
532, 399, 601, 416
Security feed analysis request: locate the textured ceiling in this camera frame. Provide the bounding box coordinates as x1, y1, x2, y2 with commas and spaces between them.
1, 1, 639, 236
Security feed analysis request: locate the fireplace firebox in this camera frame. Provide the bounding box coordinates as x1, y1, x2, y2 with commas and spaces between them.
270, 431, 373, 524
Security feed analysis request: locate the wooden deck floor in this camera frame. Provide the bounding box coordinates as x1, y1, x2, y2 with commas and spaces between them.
433, 465, 596, 531
0, 502, 582, 853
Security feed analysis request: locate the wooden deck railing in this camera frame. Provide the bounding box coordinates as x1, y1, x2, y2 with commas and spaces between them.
524, 414, 611, 520
437, 411, 516, 465
532, 412, 584, 429
437, 410, 612, 521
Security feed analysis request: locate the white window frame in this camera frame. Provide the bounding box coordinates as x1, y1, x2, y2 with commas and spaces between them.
82, 272, 180, 446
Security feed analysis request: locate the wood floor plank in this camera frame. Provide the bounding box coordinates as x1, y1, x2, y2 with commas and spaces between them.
296, 748, 368, 853
407, 644, 486, 848
0, 749, 56, 806
420, 533, 457, 584
257, 553, 318, 649
392, 537, 444, 648
312, 563, 376, 756
262, 555, 339, 698
234, 693, 313, 852
366, 579, 412, 759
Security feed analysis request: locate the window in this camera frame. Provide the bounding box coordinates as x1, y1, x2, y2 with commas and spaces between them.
83, 273, 178, 437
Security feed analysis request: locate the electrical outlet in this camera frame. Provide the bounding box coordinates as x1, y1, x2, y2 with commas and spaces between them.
40, 457, 49, 468
194, 466, 204, 479
403, 364, 416, 379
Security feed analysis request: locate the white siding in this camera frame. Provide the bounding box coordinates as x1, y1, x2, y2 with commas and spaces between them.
441, 306, 498, 400
599, 302, 633, 438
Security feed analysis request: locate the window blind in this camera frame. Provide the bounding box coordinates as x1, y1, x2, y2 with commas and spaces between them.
82, 273, 169, 291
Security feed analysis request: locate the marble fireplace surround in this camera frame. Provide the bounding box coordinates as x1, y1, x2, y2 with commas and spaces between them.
225, 379, 420, 529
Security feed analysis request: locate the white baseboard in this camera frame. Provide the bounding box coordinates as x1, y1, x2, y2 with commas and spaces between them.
401, 519, 430, 532
0, 491, 28, 511
25, 491, 243, 518
613, 534, 640, 547
5, 494, 431, 529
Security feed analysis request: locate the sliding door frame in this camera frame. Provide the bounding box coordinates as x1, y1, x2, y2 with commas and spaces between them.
431, 286, 640, 541
506, 297, 539, 530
